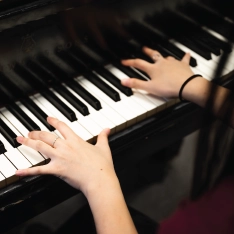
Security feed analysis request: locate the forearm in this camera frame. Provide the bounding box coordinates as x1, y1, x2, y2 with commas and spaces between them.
183, 77, 234, 128
85, 175, 138, 234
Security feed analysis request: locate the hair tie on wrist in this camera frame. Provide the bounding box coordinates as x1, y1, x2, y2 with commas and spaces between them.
179, 74, 202, 102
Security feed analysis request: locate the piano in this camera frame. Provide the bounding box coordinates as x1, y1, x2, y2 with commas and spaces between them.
0, 0, 234, 231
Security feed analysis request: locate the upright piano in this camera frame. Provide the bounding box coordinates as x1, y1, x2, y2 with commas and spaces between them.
0, 0, 234, 231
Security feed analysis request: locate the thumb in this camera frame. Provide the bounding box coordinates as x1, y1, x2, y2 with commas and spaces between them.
121, 78, 150, 91
181, 52, 191, 64
96, 128, 110, 148
15, 164, 51, 177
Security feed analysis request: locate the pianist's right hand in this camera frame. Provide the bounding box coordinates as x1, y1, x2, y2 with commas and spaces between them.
121, 46, 234, 128
121, 46, 195, 99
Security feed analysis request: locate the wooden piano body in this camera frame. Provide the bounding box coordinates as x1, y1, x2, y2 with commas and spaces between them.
0, 0, 234, 231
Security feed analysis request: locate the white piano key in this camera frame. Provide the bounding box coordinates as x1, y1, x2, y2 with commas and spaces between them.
203, 29, 234, 74
63, 84, 122, 133
93, 71, 147, 122
78, 77, 138, 127
73, 78, 128, 130
0, 154, 18, 185
0, 113, 46, 166
51, 88, 102, 137
170, 40, 216, 79
0, 172, 6, 189
1, 106, 29, 137
19, 103, 50, 132
0, 133, 32, 169
34, 93, 93, 143
106, 65, 165, 115
18, 103, 52, 160
30, 96, 63, 139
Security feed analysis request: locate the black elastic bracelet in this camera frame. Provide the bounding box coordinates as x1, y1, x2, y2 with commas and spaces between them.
179, 74, 202, 102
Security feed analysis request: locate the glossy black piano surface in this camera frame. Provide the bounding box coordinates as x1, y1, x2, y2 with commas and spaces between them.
0, 0, 234, 231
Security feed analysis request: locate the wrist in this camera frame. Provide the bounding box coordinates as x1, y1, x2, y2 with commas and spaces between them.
182, 77, 211, 105
179, 74, 203, 102
83, 171, 120, 200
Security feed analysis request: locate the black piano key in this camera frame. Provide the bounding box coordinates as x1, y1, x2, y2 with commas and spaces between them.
179, 2, 234, 41
84, 71, 121, 102
126, 21, 197, 67
0, 73, 24, 100
112, 61, 149, 81
37, 55, 101, 111
53, 53, 102, 110
186, 33, 221, 56
26, 59, 89, 116
26, 60, 57, 85
0, 140, 6, 154
145, 11, 212, 60
200, 0, 234, 22
179, 37, 212, 60
0, 89, 41, 132
94, 67, 133, 96
53, 84, 89, 116
0, 118, 20, 148
82, 40, 151, 81
6, 103, 41, 132
64, 50, 121, 102
159, 41, 197, 67
125, 23, 170, 60
40, 89, 77, 122
0, 72, 54, 131
199, 32, 232, 53
14, 64, 77, 122
67, 79, 102, 110
20, 97, 55, 131
165, 10, 231, 54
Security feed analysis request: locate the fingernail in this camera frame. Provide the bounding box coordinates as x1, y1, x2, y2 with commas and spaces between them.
121, 78, 130, 86
15, 170, 24, 176
104, 128, 110, 134
16, 136, 24, 144
121, 60, 128, 65
47, 116, 56, 122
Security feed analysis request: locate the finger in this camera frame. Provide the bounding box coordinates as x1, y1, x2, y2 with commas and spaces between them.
47, 117, 79, 140
181, 53, 191, 64
15, 164, 51, 177
166, 56, 176, 61
28, 131, 60, 148
17, 136, 55, 158
121, 78, 150, 92
143, 46, 163, 61
96, 128, 110, 148
121, 58, 152, 73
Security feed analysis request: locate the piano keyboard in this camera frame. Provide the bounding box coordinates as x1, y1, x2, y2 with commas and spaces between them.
0, 1, 234, 189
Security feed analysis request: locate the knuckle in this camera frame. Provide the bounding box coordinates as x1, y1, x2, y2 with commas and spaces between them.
57, 121, 66, 129
38, 131, 47, 139
167, 56, 175, 60
134, 59, 142, 66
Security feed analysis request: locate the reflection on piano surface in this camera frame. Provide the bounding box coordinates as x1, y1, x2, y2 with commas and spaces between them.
0, 0, 234, 231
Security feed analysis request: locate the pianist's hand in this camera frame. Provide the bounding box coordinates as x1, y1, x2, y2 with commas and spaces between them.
15, 117, 117, 195
121, 46, 194, 98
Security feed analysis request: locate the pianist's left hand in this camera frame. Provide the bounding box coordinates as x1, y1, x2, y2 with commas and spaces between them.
15, 116, 138, 234
15, 116, 116, 194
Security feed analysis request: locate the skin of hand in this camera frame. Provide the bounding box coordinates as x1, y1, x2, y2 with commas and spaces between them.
15, 116, 116, 196
121, 46, 194, 98
121, 46, 234, 128
15, 117, 138, 234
